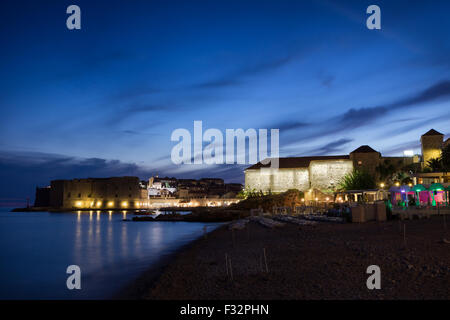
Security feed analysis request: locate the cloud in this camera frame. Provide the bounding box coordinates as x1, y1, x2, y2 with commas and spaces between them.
193, 55, 295, 89
381, 140, 421, 155
303, 138, 353, 156
273, 121, 311, 132
386, 80, 450, 109
281, 80, 450, 149
0, 150, 244, 204
111, 86, 161, 101
106, 102, 169, 126
318, 71, 335, 88
330, 80, 450, 132
0, 151, 150, 204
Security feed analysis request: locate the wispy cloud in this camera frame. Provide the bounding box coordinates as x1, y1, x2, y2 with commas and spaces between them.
303, 138, 353, 156
193, 54, 296, 89
0, 150, 244, 201
280, 80, 450, 148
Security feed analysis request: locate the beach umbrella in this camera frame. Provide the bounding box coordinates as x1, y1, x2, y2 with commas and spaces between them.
430, 183, 445, 191
429, 183, 445, 206
400, 185, 411, 206
400, 185, 411, 192
412, 184, 427, 192
412, 184, 427, 206
388, 186, 400, 205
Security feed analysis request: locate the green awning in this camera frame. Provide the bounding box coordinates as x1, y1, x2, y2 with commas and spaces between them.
412, 184, 427, 192
430, 183, 445, 191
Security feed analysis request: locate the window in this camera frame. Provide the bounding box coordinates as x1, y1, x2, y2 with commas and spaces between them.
78, 193, 81, 198
67, 193, 71, 198
115, 194, 118, 198
129, 194, 132, 198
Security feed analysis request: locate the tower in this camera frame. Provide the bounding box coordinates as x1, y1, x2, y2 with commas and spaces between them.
421, 129, 444, 167
349, 145, 381, 177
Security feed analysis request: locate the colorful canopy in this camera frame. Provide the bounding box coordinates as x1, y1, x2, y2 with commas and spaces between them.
412, 184, 427, 192
430, 183, 445, 191
399, 185, 411, 193
389, 186, 400, 192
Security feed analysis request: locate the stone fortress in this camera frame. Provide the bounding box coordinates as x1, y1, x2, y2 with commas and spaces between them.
35, 176, 242, 209
245, 129, 449, 194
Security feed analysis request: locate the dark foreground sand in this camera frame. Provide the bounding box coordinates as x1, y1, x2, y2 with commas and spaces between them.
122, 216, 450, 300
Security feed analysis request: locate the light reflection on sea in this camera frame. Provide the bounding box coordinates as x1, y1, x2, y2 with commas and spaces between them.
0, 208, 222, 299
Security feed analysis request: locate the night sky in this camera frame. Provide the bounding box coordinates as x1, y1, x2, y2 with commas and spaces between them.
1, 0, 449, 204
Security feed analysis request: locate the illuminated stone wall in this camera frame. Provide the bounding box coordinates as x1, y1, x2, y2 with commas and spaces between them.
52, 177, 148, 209
245, 160, 353, 193
245, 168, 309, 192
309, 160, 354, 191
421, 135, 444, 166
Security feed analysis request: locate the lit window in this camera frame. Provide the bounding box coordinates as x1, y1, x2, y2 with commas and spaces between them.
358, 161, 362, 165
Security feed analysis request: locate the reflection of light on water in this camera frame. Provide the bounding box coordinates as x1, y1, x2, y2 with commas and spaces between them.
96, 211, 100, 221
74, 211, 82, 263
122, 211, 127, 220
0, 207, 225, 299
134, 231, 142, 258
121, 222, 128, 258
88, 212, 93, 243
150, 223, 163, 248
94, 213, 102, 270
107, 218, 113, 263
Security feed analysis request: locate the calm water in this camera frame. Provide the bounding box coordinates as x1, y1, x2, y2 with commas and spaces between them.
0, 208, 222, 299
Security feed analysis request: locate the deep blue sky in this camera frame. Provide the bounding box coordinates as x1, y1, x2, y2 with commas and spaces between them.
1, 0, 450, 204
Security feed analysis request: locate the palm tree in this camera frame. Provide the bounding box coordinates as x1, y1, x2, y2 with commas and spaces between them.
338, 170, 376, 191
376, 159, 396, 181
427, 158, 443, 172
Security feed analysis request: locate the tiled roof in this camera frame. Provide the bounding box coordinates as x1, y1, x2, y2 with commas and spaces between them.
350, 145, 379, 153
422, 129, 443, 136
245, 155, 350, 170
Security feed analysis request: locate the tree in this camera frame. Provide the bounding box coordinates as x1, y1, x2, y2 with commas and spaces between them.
427, 157, 443, 173
392, 171, 413, 185
376, 159, 396, 181
338, 170, 376, 191
237, 187, 258, 199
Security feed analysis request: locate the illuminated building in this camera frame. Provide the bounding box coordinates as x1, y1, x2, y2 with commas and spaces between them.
44, 176, 149, 209
244, 129, 448, 193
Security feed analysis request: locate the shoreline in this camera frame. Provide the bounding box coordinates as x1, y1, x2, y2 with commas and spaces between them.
114, 224, 228, 300
11, 207, 249, 222
130, 217, 450, 300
